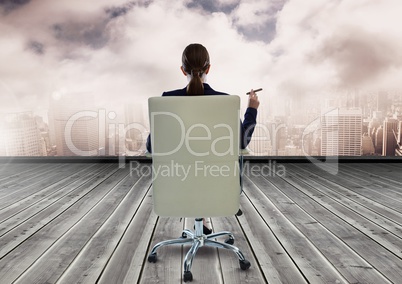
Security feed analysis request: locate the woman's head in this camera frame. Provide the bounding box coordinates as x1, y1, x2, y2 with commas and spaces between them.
181, 43, 210, 95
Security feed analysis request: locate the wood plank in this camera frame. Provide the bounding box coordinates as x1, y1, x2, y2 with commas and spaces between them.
140, 217, 185, 283
0, 163, 64, 195
288, 163, 402, 242
0, 165, 126, 283
0, 163, 83, 206
236, 192, 299, 284
294, 165, 402, 236
344, 163, 402, 183
292, 163, 402, 226
13, 167, 139, 284
284, 164, 402, 265
300, 164, 402, 214
338, 164, 402, 201
341, 163, 402, 197
97, 190, 157, 284
0, 162, 30, 177
0, 163, 48, 181
0, 163, 101, 226
57, 170, 153, 284
212, 214, 268, 284
181, 218, 223, 283
243, 175, 346, 284
258, 163, 398, 283
0, 164, 117, 259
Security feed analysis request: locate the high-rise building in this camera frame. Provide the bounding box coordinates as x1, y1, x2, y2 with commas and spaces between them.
0, 112, 43, 156
321, 108, 362, 156
124, 103, 147, 155
377, 91, 390, 114
362, 133, 375, 155
247, 103, 270, 155
374, 126, 383, 154
49, 94, 100, 156
396, 121, 402, 156
260, 117, 287, 156
382, 117, 399, 156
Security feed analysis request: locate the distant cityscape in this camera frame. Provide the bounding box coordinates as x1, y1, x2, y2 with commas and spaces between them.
1, 90, 402, 157
247, 90, 402, 157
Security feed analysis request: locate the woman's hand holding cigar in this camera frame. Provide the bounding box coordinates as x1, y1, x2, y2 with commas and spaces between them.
247, 88, 261, 109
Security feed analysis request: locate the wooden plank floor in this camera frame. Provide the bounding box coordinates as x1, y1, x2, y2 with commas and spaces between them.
0, 161, 401, 283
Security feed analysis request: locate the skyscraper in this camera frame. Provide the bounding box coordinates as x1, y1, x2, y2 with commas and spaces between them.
362, 133, 375, 155
321, 108, 362, 156
382, 117, 398, 156
124, 103, 147, 155
396, 121, 402, 156
374, 126, 383, 154
0, 112, 43, 156
247, 103, 270, 155
49, 94, 100, 156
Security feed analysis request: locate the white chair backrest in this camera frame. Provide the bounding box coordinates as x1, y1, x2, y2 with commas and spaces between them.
148, 95, 241, 217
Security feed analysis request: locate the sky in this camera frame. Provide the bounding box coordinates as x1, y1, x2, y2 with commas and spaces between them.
1, 0, 402, 118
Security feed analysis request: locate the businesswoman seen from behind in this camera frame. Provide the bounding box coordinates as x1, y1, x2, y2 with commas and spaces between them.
147, 43, 260, 151
146, 43, 260, 233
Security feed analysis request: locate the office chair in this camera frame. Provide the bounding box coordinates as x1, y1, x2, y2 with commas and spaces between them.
147, 95, 251, 282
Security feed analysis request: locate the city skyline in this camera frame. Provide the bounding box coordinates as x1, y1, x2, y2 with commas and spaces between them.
1, 89, 402, 157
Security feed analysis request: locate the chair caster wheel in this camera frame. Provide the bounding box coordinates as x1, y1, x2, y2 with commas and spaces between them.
239, 259, 251, 270
183, 271, 193, 282
181, 232, 187, 238
148, 253, 157, 263
225, 237, 234, 245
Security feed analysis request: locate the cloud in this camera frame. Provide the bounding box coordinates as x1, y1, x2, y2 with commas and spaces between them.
186, 0, 286, 42
1, 0, 402, 118
266, 0, 402, 99
186, 0, 238, 13
26, 40, 45, 55
105, 2, 137, 19
311, 27, 401, 88
231, 0, 283, 30
0, 0, 30, 14
0, 0, 273, 113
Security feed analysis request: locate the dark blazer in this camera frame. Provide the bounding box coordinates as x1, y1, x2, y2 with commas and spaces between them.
146, 83, 257, 152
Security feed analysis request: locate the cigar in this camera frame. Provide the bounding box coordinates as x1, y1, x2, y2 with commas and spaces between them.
246, 88, 262, 95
